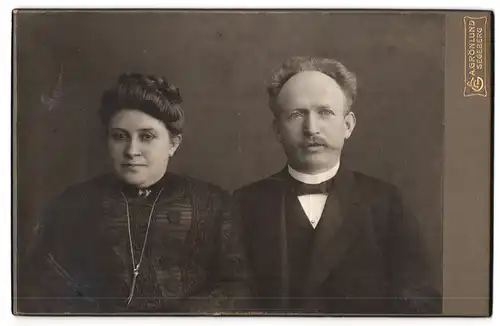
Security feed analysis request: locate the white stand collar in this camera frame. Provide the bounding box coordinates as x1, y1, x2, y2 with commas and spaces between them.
288, 161, 340, 185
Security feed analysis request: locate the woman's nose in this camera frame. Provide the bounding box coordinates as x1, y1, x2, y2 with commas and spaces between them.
124, 139, 141, 157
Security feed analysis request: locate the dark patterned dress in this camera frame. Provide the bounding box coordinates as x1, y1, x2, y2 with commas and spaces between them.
18, 173, 252, 314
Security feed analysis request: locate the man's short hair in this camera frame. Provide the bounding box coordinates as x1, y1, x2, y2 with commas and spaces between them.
267, 56, 357, 116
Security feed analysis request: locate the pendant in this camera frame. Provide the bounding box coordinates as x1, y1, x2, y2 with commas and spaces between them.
127, 266, 140, 305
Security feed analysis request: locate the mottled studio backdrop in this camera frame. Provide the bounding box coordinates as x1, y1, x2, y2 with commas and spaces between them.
15, 11, 444, 292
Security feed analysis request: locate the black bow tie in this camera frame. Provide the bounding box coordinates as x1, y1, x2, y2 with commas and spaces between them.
291, 178, 334, 196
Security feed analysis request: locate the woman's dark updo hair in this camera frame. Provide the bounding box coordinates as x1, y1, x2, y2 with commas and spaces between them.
99, 73, 184, 135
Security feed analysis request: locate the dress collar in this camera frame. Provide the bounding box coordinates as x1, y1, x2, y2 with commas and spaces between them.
120, 174, 168, 199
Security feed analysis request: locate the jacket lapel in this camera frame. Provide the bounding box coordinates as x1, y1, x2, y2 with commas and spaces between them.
302, 166, 368, 296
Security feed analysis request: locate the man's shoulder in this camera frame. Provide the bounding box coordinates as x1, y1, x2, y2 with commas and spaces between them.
234, 168, 399, 199
350, 170, 398, 193
350, 171, 400, 199
233, 170, 287, 198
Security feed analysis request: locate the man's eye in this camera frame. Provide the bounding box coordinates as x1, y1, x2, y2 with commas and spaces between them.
319, 109, 334, 116
289, 111, 304, 119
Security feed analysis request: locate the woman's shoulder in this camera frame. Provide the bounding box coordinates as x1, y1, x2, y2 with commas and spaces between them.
37, 175, 114, 233
163, 172, 230, 199
52, 174, 116, 203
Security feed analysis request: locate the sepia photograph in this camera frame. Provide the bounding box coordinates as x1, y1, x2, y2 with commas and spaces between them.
12, 9, 492, 316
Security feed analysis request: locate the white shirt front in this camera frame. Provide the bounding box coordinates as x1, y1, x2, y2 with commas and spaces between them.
288, 162, 340, 229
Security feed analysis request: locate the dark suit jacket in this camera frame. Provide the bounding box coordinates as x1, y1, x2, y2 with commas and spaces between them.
17, 173, 251, 314
233, 165, 442, 315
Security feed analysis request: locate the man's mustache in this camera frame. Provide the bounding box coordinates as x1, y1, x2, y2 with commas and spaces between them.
302, 136, 328, 147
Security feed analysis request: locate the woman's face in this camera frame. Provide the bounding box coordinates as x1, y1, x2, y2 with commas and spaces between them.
107, 109, 181, 188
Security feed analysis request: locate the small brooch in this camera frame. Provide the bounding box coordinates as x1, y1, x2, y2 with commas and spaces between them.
138, 189, 152, 198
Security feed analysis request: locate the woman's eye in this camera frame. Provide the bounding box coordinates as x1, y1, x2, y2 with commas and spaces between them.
140, 133, 155, 142
111, 132, 127, 141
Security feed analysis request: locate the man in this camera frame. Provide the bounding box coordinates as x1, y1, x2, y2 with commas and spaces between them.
234, 57, 441, 314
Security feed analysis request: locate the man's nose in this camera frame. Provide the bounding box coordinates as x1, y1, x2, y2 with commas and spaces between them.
124, 138, 141, 157
303, 113, 320, 135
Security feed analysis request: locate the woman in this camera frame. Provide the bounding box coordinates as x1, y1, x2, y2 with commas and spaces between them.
20, 73, 251, 314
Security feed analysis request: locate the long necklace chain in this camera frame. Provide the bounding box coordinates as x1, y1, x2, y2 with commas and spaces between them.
120, 188, 164, 306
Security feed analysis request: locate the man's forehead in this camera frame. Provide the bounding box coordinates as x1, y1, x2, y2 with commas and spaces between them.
280, 71, 340, 93
277, 71, 346, 107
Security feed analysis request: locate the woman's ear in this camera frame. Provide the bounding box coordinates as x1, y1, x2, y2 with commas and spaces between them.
169, 134, 182, 157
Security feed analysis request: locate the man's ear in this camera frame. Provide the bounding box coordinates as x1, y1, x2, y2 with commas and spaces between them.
169, 134, 183, 157
272, 119, 283, 143
344, 111, 356, 140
